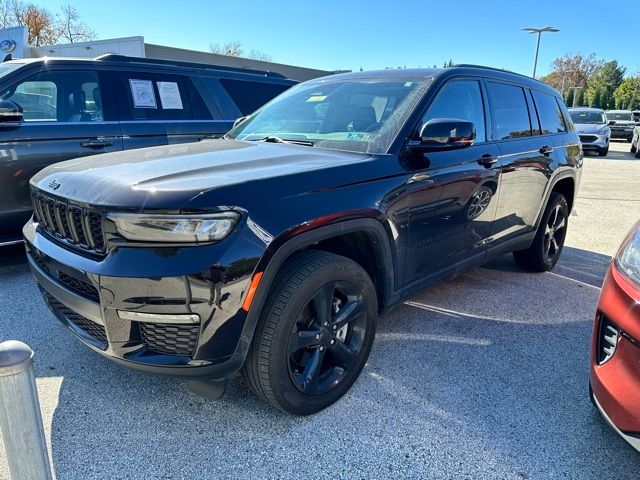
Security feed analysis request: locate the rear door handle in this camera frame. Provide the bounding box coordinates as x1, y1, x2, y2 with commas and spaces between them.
81, 138, 114, 148
539, 145, 554, 156
477, 153, 498, 167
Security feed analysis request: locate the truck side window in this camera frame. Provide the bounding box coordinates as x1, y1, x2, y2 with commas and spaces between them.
486, 82, 532, 140
117, 72, 215, 121
421, 80, 486, 143
0, 70, 104, 123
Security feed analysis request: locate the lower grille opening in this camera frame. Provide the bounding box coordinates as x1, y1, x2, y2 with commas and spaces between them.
57, 271, 99, 301
46, 296, 108, 348
139, 322, 199, 356
597, 314, 620, 364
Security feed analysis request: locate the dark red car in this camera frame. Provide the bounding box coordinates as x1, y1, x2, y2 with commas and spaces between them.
590, 220, 640, 451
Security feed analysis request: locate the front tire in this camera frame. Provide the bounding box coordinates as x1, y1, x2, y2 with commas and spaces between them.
513, 192, 569, 272
242, 251, 377, 415
598, 147, 608, 157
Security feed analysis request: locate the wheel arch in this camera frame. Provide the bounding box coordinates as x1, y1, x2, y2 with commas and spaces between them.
534, 171, 577, 230
550, 175, 576, 213
237, 218, 397, 359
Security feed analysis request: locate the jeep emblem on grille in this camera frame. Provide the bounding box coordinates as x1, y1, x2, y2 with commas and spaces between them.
48, 179, 61, 190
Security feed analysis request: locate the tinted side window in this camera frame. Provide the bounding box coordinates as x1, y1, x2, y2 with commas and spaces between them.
486, 82, 532, 140
532, 90, 566, 134
421, 79, 486, 143
0, 70, 104, 122
219, 78, 291, 115
117, 71, 215, 121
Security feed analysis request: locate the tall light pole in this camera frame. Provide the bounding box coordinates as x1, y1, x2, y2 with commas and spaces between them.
522, 26, 559, 79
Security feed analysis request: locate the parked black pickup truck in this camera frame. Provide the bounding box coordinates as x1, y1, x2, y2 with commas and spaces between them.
25, 65, 582, 415
0, 55, 294, 245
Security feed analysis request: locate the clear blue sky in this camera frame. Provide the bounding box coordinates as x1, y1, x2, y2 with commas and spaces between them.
45, 0, 639, 77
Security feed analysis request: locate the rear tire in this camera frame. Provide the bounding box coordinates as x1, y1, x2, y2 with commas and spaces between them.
242, 250, 377, 415
513, 192, 568, 272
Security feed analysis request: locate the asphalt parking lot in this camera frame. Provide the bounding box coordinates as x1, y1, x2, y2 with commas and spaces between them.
1, 141, 639, 479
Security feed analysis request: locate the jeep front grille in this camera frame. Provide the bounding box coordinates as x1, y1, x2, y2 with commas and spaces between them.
31, 189, 106, 255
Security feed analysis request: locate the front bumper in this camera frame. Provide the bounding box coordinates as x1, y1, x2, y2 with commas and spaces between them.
610, 128, 634, 140
590, 264, 640, 451
592, 380, 640, 452
24, 218, 265, 379
578, 134, 609, 151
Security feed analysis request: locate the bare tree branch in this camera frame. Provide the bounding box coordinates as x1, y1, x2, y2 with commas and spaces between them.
209, 40, 272, 61
55, 4, 95, 44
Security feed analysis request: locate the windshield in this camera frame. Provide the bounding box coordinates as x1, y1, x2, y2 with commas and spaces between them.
608, 111, 633, 121
569, 110, 606, 125
226, 77, 431, 154
0, 62, 24, 81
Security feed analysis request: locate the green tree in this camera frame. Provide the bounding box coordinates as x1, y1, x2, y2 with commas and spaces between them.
564, 89, 574, 108
613, 76, 640, 109
574, 88, 586, 106
591, 89, 602, 108
586, 60, 626, 107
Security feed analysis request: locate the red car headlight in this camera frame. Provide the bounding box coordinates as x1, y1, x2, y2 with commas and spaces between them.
615, 222, 640, 285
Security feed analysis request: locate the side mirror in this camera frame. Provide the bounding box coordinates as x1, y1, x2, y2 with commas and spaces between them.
409, 118, 475, 152
232, 115, 247, 129
608, 120, 616, 126
0, 99, 22, 126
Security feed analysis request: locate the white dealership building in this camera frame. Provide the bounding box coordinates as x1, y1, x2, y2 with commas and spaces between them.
0, 26, 339, 81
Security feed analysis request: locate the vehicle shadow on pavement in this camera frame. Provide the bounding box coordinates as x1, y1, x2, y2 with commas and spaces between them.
3, 246, 639, 479
0, 244, 28, 270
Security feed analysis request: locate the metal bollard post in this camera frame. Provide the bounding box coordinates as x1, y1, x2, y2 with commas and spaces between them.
0, 340, 53, 480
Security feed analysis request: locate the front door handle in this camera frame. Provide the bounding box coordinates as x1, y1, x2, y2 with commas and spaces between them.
81, 138, 114, 148
539, 145, 554, 156
477, 153, 498, 168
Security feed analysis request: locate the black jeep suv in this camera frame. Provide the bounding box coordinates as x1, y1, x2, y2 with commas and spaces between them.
25, 65, 582, 415
0, 54, 294, 245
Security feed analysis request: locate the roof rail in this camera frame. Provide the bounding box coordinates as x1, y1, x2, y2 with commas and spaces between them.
94, 54, 287, 79
452, 64, 534, 81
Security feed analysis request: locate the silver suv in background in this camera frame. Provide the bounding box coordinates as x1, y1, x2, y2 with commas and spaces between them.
569, 107, 610, 156
606, 109, 635, 142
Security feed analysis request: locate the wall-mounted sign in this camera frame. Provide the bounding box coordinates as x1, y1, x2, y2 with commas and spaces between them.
0, 39, 16, 53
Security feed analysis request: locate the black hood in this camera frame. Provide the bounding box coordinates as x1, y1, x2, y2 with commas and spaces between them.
31, 139, 373, 211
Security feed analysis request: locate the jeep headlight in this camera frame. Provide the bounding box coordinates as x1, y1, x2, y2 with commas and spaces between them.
108, 212, 240, 243
615, 223, 640, 285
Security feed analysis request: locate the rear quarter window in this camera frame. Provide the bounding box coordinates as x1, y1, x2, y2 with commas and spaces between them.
532, 90, 567, 134
219, 78, 292, 115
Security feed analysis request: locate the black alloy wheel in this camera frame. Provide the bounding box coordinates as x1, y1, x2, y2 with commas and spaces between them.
242, 250, 377, 415
513, 192, 568, 272
542, 202, 567, 264
287, 280, 367, 395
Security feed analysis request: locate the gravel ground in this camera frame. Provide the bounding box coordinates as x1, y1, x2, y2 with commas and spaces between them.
1, 141, 639, 479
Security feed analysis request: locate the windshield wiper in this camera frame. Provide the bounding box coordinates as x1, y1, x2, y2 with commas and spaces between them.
250, 136, 314, 147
